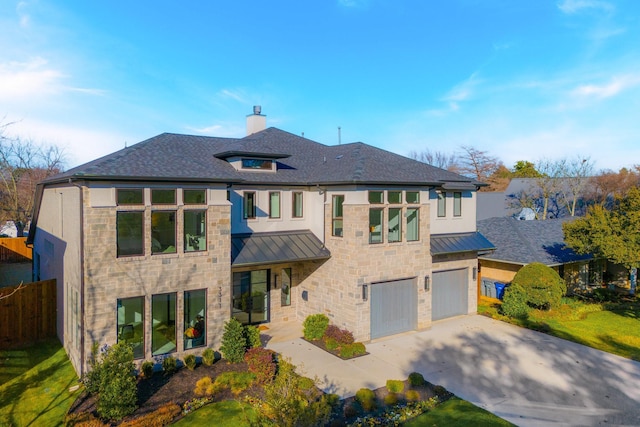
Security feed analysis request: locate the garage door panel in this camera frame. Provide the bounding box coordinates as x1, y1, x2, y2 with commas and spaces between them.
370, 279, 417, 339
432, 269, 468, 321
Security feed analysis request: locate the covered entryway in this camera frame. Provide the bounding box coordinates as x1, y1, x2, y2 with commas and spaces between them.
370, 278, 417, 339
432, 268, 468, 321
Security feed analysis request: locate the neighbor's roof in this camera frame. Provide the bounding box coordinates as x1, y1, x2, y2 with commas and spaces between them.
42, 127, 481, 187
477, 217, 592, 266
231, 230, 331, 267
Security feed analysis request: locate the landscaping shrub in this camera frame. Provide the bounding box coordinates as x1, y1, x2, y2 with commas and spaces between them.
194, 376, 213, 396
303, 313, 330, 340
386, 379, 404, 394
64, 411, 106, 427
408, 372, 425, 387
201, 348, 216, 366
511, 262, 567, 310
343, 403, 359, 418
355, 388, 376, 412
244, 324, 262, 348
183, 354, 197, 371
405, 389, 421, 402
323, 324, 355, 345
220, 318, 247, 363
141, 361, 154, 379
95, 342, 138, 421
339, 342, 366, 359
82, 342, 104, 395
161, 356, 177, 375
244, 347, 276, 384
384, 392, 399, 406
213, 371, 256, 396
324, 337, 340, 351
119, 403, 181, 427
591, 287, 620, 303
501, 283, 531, 319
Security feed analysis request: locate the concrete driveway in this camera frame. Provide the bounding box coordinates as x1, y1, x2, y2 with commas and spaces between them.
265, 315, 640, 427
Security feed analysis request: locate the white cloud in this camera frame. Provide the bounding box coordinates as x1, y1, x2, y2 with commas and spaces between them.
219, 89, 249, 104
0, 58, 65, 99
427, 72, 482, 116
16, 1, 31, 28
557, 0, 613, 14
572, 74, 640, 98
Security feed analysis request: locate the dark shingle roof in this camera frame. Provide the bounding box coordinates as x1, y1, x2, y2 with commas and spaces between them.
477, 217, 592, 266
46, 128, 480, 187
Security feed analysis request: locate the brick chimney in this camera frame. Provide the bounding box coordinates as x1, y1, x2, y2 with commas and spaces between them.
246, 105, 266, 135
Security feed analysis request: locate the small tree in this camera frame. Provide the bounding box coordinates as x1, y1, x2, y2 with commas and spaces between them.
220, 318, 246, 363
510, 263, 566, 310
94, 342, 138, 421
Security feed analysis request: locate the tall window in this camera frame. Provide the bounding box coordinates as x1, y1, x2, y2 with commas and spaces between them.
388, 191, 402, 204
453, 192, 462, 217
184, 289, 206, 349
332, 195, 344, 237
117, 211, 144, 257
437, 192, 446, 217
184, 210, 206, 252
117, 297, 144, 359
244, 192, 256, 219
369, 209, 383, 244
151, 189, 176, 205
269, 192, 281, 219
292, 192, 303, 218
117, 189, 143, 205
152, 293, 177, 356
151, 211, 176, 254
388, 208, 402, 243
407, 208, 419, 241
281, 268, 292, 307
184, 189, 206, 204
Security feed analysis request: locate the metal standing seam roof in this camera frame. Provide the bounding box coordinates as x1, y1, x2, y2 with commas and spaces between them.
231, 230, 331, 267
430, 232, 496, 256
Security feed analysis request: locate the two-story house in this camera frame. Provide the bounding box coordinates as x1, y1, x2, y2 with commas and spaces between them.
27, 108, 494, 376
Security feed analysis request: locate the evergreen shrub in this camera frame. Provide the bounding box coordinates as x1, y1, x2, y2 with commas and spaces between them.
303, 314, 330, 341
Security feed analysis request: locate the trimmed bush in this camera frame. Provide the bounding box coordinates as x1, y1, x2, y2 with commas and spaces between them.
141, 360, 154, 379
511, 262, 567, 310
220, 318, 246, 363
201, 348, 216, 366
323, 324, 355, 345
95, 342, 138, 421
339, 342, 366, 359
162, 356, 177, 375
244, 325, 262, 348
386, 379, 404, 393
244, 347, 276, 384
408, 372, 425, 387
303, 314, 330, 341
184, 354, 197, 371
324, 337, 340, 351
384, 392, 399, 406
501, 283, 531, 319
355, 388, 376, 412
405, 389, 421, 402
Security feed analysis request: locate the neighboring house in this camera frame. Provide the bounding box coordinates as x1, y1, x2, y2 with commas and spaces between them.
476, 217, 627, 294
27, 108, 494, 376
0, 237, 32, 288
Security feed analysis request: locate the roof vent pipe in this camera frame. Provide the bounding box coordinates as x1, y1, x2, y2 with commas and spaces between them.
246, 106, 266, 135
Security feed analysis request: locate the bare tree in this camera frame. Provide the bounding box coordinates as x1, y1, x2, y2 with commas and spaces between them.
535, 158, 565, 220
586, 167, 640, 207
457, 146, 502, 182
0, 121, 65, 236
408, 149, 460, 172
558, 157, 595, 217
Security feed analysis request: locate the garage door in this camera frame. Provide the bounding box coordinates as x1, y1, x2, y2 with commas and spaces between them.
432, 269, 468, 321
370, 278, 417, 339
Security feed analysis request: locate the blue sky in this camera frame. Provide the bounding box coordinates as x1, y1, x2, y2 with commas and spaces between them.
1, 0, 639, 171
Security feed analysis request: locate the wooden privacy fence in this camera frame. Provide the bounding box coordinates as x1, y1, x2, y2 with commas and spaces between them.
0, 237, 32, 262
0, 279, 56, 349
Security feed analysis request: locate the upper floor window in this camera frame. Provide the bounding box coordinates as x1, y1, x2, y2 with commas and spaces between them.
437, 192, 446, 217
117, 211, 144, 257
184, 189, 206, 204
406, 191, 420, 204
406, 208, 419, 241
388, 191, 402, 204
332, 195, 344, 237
368, 191, 383, 204
453, 192, 462, 217
269, 192, 281, 219
244, 192, 256, 219
151, 211, 176, 254
292, 192, 303, 218
369, 208, 383, 244
184, 210, 206, 252
388, 208, 402, 243
242, 159, 272, 170
151, 189, 176, 205
117, 189, 143, 205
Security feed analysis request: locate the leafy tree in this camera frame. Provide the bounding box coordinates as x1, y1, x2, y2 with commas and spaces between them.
512, 160, 542, 178
563, 187, 640, 294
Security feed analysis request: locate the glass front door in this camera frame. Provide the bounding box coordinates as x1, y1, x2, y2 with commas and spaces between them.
232, 270, 270, 325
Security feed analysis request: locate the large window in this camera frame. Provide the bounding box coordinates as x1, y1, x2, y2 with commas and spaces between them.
244, 192, 256, 219
117, 189, 143, 205
332, 195, 344, 237
281, 268, 291, 307
117, 211, 144, 257
292, 192, 303, 218
184, 289, 206, 349
151, 211, 176, 254
437, 192, 446, 217
232, 270, 270, 325
184, 210, 206, 252
184, 189, 206, 204
151, 189, 176, 205
388, 208, 402, 243
453, 192, 462, 217
369, 208, 383, 244
269, 192, 281, 219
117, 297, 144, 359
407, 208, 419, 241
152, 293, 176, 356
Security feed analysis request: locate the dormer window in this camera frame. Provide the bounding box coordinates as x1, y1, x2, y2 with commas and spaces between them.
241, 159, 273, 170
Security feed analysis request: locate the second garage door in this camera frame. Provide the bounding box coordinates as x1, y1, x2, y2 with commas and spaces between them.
370, 278, 417, 339
432, 269, 469, 321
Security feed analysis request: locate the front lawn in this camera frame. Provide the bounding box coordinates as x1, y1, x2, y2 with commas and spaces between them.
404, 397, 516, 427
0, 338, 81, 427
174, 400, 256, 426
479, 296, 640, 361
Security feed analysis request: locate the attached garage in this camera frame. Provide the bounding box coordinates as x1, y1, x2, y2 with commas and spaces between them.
432, 269, 469, 321
370, 278, 417, 339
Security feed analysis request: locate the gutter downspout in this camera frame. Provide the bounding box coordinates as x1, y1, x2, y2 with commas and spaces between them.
69, 178, 86, 375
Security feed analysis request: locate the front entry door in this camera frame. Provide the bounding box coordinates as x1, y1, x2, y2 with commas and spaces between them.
232, 270, 270, 325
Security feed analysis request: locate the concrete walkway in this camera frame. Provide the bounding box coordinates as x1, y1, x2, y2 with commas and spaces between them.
264, 315, 640, 427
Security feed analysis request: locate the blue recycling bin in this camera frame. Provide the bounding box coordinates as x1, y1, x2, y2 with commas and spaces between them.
495, 282, 507, 300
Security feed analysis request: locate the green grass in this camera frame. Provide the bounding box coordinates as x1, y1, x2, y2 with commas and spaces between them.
403, 397, 516, 426
174, 400, 257, 426
0, 338, 81, 427
479, 297, 640, 361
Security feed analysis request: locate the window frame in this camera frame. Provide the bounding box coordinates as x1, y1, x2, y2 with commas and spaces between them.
437, 192, 446, 217
117, 296, 145, 359
387, 191, 402, 204
292, 192, 304, 218
368, 191, 384, 204
388, 207, 402, 243
184, 289, 207, 349
241, 158, 273, 170
243, 191, 257, 219
332, 195, 345, 237
151, 292, 177, 356
117, 188, 144, 205
406, 191, 420, 204
269, 191, 281, 219
453, 192, 462, 217
281, 268, 292, 307
183, 189, 207, 205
